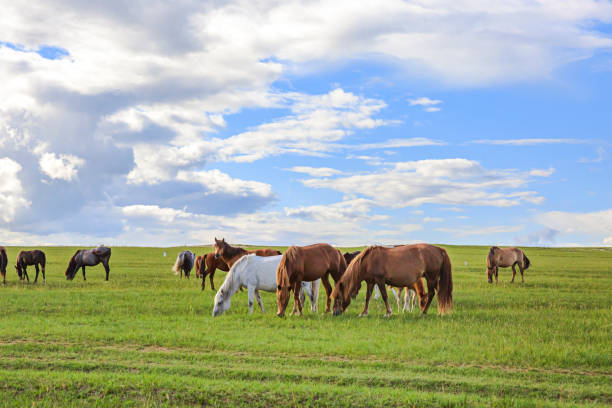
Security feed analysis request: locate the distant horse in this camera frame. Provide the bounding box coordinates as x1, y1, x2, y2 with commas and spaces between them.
172, 250, 195, 278
213, 238, 281, 267
343, 251, 361, 265
196, 253, 229, 291
486, 246, 530, 284
213, 254, 318, 316
276, 243, 347, 317
332, 244, 452, 317
15, 250, 46, 283
65, 246, 112, 281
0, 246, 7, 284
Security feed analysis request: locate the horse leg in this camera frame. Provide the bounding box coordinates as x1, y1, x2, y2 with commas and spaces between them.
23, 266, 30, 283
511, 263, 517, 283
82, 265, 86, 281
209, 269, 216, 291
377, 280, 392, 317
494, 266, 499, 284
34, 264, 40, 283
103, 260, 110, 281
293, 280, 304, 316
41, 263, 46, 283
311, 279, 320, 313
422, 280, 436, 315
321, 274, 333, 313
394, 287, 402, 313
359, 282, 375, 317
254, 289, 265, 313
247, 285, 255, 314
518, 263, 524, 283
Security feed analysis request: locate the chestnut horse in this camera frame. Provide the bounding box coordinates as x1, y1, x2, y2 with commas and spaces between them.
0, 246, 7, 284
196, 253, 229, 290
65, 246, 112, 281
15, 250, 46, 283
276, 243, 347, 317
332, 244, 453, 317
486, 246, 530, 284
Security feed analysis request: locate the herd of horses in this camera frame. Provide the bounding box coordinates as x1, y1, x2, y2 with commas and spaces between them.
0, 241, 531, 318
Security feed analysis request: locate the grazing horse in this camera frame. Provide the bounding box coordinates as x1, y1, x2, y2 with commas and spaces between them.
15, 250, 46, 283
0, 246, 7, 284
332, 244, 453, 317
65, 246, 112, 281
196, 252, 229, 291
486, 246, 531, 284
276, 243, 347, 317
212, 254, 317, 316
172, 250, 195, 278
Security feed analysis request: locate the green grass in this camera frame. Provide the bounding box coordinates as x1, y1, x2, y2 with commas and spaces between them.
0, 245, 610, 407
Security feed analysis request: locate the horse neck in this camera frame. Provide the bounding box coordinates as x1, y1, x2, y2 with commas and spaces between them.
223, 245, 247, 266
220, 266, 242, 297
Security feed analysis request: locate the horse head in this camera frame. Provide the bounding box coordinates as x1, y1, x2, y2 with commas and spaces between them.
212, 289, 231, 317
65, 250, 80, 280
214, 237, 227, 260
14, 264, 22, 279
331, 280, 351, 316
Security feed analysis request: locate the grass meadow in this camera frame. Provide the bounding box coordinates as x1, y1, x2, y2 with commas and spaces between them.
0, 245, 610, 407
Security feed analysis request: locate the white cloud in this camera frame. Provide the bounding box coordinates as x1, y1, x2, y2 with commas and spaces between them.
424, 107, 441, 113
537, 209, 612, 245
287, 166, 344, 177
349, 137, 443, 150
423, 217, 444, 223
529, 167, 555, 177
38, 152, 85, 181
0, 158, 30, 222
470, 138, 586, 145
579, 147, 606, 163
177, 169, 272, 198
409, 97, 442, 106
302, 158, 546, 208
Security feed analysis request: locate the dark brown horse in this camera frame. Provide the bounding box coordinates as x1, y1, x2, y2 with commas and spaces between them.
0, 246, 7, 285
486, 246, 530, 284
15, 250, 46, 283
196, 252, 229, 290
276, 243, 347, 317
332, 244, 453, 317
343, 251, 361, 265
65, 246, 111, 281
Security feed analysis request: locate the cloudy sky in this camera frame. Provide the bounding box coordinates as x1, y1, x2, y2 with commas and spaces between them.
1, 0, 611, 247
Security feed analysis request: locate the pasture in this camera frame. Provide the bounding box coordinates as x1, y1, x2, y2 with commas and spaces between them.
0, 245, 610, 407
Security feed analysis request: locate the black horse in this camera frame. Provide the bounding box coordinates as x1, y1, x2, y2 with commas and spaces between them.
15, 250, 46, 283
0, 246, 7, 284
65, 246, 112, 281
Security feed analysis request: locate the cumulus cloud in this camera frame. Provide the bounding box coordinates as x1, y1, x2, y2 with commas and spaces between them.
177, 169, 272, 198
39, 152, 85, 181
0, 157, 30, 222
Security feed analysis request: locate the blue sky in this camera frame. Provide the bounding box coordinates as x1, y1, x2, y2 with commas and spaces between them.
0, 1, 611, 247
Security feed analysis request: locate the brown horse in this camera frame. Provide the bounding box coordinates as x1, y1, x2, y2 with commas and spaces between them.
196, 253, 229, 290
332, 244, 453, 317
486, 246, 530, 284
213, 238, 281, 267
343, 251, 361, 265
15, 250, 46, 283
0, 246, 7, 284
276, 243, 347, 317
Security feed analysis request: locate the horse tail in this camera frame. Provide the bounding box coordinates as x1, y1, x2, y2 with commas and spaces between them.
437, 247, 453, 315
0, 247, 7, 273
172, 253, 182, 275
523, 253, 531, 270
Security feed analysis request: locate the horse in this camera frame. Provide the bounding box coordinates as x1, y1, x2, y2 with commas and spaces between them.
331, 244, 452, 317
172, 250, 195, 278
65, 246, 112, 281
0, 246, 7, 284
486, 246, 531, 284
276, 243, 347, 317
212, 254, 318, 316
196, 252, 229, 291
213, 238, 281, 268
15, 250, 46, 283
343, 251, 361, 265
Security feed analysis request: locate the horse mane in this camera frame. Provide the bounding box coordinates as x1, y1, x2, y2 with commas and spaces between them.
65, 249, 81, 276
277, 246, 298, 288
224, 243, 248, 259
344, 246, 380, 293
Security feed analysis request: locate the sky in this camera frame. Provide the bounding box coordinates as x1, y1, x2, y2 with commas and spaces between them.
1, 0, 611, 247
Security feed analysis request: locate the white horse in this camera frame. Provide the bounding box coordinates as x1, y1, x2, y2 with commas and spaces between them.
373, 286, 418, 312
212, 254, 320, 316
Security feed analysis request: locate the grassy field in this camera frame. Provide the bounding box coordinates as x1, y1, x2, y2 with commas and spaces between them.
0, 245, 610, 407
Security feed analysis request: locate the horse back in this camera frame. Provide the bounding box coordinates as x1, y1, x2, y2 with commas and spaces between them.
300, 243, 344, 281
378, 244, 443, 286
